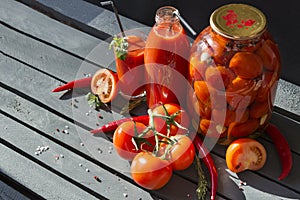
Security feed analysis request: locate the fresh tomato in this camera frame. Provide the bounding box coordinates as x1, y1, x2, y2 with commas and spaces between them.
166, 135, 195, 171
151, 103, 189, 136
226, 138, 267, 173
113, 121, 155, 161
91, 68, 118, 103
131, 152, 173, 190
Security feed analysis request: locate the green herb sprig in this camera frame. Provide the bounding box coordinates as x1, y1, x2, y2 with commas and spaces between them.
196, 156, 208, 200
109, 36, 128, 60
86, 92, 103, 110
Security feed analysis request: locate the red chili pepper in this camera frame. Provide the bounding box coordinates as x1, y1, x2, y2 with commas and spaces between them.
193, 135, 218, 200
265, 123, 293, 180
52, 77, 92, 92
90, 115, 149, 135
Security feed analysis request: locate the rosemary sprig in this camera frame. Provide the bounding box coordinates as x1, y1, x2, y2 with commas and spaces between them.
109, 36, 128, 60
196, 156, 208, 200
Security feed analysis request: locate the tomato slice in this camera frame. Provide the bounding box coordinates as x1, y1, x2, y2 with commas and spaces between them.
226, 138, 267, 173
91, 68, 118, 103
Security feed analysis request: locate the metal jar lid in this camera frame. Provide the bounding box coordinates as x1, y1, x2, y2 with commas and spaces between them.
210, 4, 267, 40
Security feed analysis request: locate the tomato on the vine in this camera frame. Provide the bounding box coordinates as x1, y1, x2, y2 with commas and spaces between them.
131, 152, 173, 190
151, 103, 190, 136
113, 121, 155, 161
226, 138, 267, 173
165, 135, 195, 171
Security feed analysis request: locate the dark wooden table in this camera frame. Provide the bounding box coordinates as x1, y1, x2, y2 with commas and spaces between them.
1, 1, 300, 200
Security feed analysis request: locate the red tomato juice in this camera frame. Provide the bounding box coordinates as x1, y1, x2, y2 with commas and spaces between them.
144, 22, 190, 107
115, 35, 146, 97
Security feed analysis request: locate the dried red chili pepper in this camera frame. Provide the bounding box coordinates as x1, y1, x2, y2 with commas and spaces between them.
90, 115, 149, 135
52, 77, 92, 92
193, 135, 218, 200
265, 123, 293, 180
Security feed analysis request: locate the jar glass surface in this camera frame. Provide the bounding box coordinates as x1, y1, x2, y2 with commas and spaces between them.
188, 4, 281, 144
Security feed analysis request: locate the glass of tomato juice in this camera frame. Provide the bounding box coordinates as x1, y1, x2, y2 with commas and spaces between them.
112, 30, 147, 99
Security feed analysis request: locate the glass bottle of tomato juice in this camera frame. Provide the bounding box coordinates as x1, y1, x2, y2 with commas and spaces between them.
144, 6, 190, 108
187, 4, 281, 144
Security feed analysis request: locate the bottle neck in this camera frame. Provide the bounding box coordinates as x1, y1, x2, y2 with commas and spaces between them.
154, 6, 183, 37
155, 6, 180, 25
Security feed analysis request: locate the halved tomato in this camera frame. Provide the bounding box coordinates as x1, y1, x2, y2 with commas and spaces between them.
226, 138, 267, 173
91, 68, 118, 103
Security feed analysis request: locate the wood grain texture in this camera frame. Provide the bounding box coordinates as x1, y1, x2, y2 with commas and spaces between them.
1, 34, 299, 199
0, 0, 299, 117
0, 0, 300, 199
0, 143, 100, 200
0, 180, 30, 200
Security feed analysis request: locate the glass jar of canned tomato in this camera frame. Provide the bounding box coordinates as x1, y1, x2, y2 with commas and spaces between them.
187, 4, 281, 144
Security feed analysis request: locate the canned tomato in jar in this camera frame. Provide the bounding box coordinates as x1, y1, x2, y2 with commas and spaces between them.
188, 4, 281, 144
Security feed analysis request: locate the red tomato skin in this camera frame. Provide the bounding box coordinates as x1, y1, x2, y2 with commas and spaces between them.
131, 152, 173, 190
113, 121, 154, 161
152, 103, 190, 136
91, 68, 118, 103
168, 135, 196, 171
225, 138, 267, 173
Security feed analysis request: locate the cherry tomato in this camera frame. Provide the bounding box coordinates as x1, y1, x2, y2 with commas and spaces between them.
113, 121, 155, 161
226, 77, 258, 109
194, 81, 210, 105
194, 81, 227, 110
255, 39, 280, 71
250, 100, 272, 119
205, 28, 234, 65
199, 119, 227, 138
229, 52, 263, 79
131, 152, 173, 190
189, 53, 209, 81
228, 119, 260, 138
151, 103, 189, 136
256, 71, 279, 102
226, 138, 267, 173
91, 68, 118, 103
212, 108, 249, 127
205, 66, 235, 90
167, 135, 195, 171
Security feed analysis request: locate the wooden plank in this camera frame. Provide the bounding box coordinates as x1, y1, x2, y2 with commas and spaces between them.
0, 143, 99, 200
1, 2, 299, 117
1, 14, 300, 198
0, 54, 218, 200
0, 112, 158, 200
275, 79, 300, 116
0, 180, 30, 200
17, 0, 147, 38
0, 1, 298, 198
0, 0, 146, 57
270, 112, 300, 153
34, 0, 147, 35
210, 138, 300, 195
177, 149, 300, 200
1, 43, 299, 200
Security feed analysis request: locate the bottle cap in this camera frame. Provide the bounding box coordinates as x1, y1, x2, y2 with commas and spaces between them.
210, 4, 267, 40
